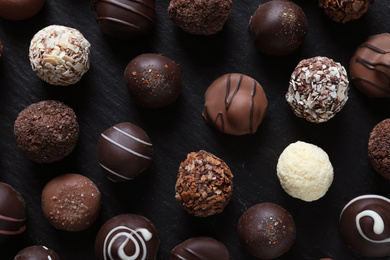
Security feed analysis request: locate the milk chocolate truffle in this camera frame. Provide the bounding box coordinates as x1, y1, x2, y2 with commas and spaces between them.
29, 25, 91, 86
41, 174, 101, 231
350, 33, 390, 98
95, 214, 159, 260
97, 122, 153, 182
175, 150, 233, 217
249, 0, 307, 56
0, 0, 45, 20
340, 194, 390, 257
92, 0, 156, 39
202, 73, 267, 136
14, 100, 79, 163
0, 182, 26, 244
319, 0, 373, 23
125, 53, 182, 108
168, 0, 232, 35
368, 119, 390, 179
14, 246, 60, 260
286, 56, 349, 123
171, 237, 230, 260
238, 203, 296, 259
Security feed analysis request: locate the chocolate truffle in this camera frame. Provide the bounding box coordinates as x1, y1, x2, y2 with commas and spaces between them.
95, 214, 159, 260
0, 182, 26, 244
0, 41, 2, 58
14, 100, 79, 163
202, 73, 267, 136
97, 122, 153, 182
92, 0, 156, 39
168, 0, 232, 35
249, 0, 307, 56
319, 0, 373, 23
350, 33, 390, 98
124, 53, 182, 108
171, 237, 230, 260
175, 150, 233, 217
41, 174, 101, 231
286, 56, 349, 123
238, 203, 296, 259
29, 25, 91, 86
368, 119, 390, 179
0, 0, 45, 20
340, 194, 390, 257
14, 245, 60, 260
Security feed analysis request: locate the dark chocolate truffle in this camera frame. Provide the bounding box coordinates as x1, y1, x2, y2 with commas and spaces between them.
0, 182, 26, 243
41, 174, 101, 231
95, 214, 159, 260
97, 122, 153, 182
14, 100, 79, 163
0, 0, 45, 20
238, 203, 296, 259
171, 237, 230, 260
350, 33, 390, 98
92, 0, 156, 39
249, 0, 307, 56
319, 0, 373, 23
340, 194, 390, 257
168, 0, 232, 35
175, 150, 233, 217
14, 245, 60, 260
368, 119, 390, 179
124, 53, 182, 108
202, 73, 267, 136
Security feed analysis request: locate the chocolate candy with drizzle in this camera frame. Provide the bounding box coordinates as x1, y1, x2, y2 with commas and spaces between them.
170, 237, 230, 260
0, 182, 26, 243
202, 73, 267, 136
97, 122, 153, 182
350, 33, 390, 98
95, 214, 160, 260
340, 194, 390, 257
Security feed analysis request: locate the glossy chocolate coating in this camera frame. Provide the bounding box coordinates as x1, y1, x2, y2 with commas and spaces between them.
0, 0, 45, 20
95, 214, 159, 260
93, 0, 156, 39
170, 237, 230, 260
97, 122, 153, 182
249, 0, 307, 56
340, 194, 390, 257
350, 33, 390, 98
125, 53, 182, 108
237, 203, 296, 259
0, 182, 26, 244
14, 245, 60, 260
202, 73, 267, 136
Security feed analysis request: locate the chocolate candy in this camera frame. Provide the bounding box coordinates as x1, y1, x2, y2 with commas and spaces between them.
319, 0, 373, 23
97, 122, 153, 182
350, 33, 390, 98
41, 174, 101, 231
0, 182, 26, 243
249, 0, 307, 56
0, 0, 44, 20
14, 245, 60, 260
368, 119, 390, 179
238, 203, 296, 259
340, 194, 390, 257
95, 214, 159, 260
124, 53, 182, 108
202, 73, 267, 136
171, 237, 230, 260
93, 0, 156, 39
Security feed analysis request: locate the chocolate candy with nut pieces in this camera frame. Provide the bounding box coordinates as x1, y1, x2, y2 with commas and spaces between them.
319, 0, 373, 23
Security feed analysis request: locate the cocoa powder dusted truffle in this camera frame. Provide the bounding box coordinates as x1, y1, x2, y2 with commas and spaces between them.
14, 245, 60, 260
175, 150, 233, 217
319, 0, 373, 23
286, 56, 349, 123
368, 119, 390, 180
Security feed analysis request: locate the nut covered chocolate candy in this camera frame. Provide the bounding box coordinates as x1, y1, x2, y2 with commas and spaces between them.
170, 237, 230, 260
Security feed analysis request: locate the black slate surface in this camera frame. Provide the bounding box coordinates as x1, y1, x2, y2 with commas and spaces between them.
1, 0, 390, 259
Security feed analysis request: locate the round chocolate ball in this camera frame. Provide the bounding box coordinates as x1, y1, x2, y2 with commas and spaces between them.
41, 174, 101, 231
14, 100, 79, 163
319, 0, 373, 23
95, 214, 160, 260
0, 182, 26, 244
97, 122, 153, 182
171, 237, 230, 260
249, 0, 307, 56
368, 119, 390, 179
238, 203, 296, 259
0, 0, 45, 20
14, 245, 60, 260
124, 53, 182, 108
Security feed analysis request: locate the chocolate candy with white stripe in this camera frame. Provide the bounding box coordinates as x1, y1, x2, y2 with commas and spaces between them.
170, 237, 230, 260
97, 122, 153, 182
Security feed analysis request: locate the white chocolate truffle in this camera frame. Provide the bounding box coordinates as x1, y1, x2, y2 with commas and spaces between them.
277, 141, 333, 202
29, 25, 91, 86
